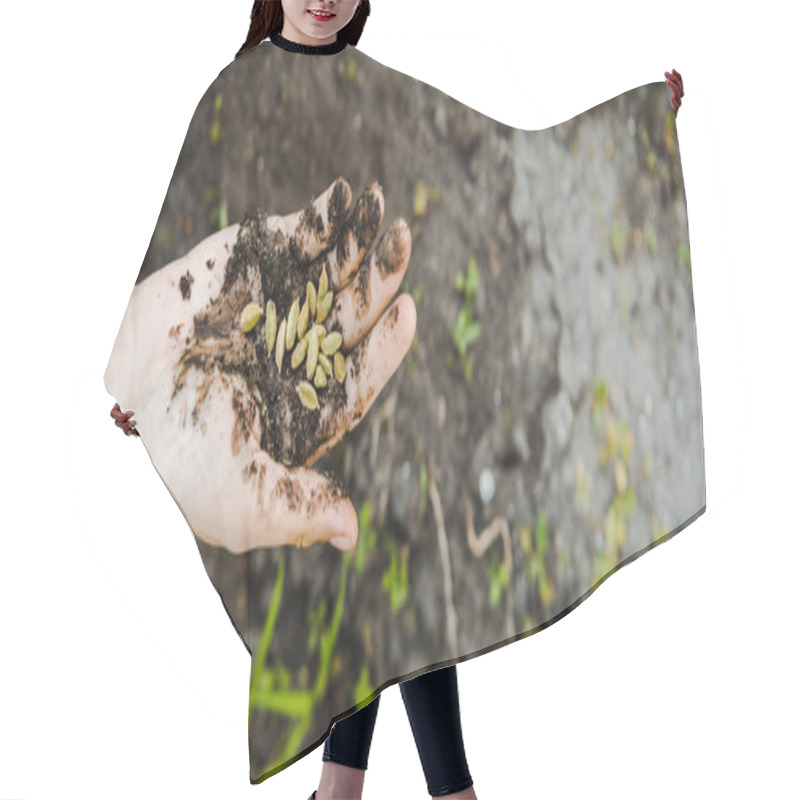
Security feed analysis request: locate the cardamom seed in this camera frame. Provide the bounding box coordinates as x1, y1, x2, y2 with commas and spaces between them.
307, 280, 317, 318
318, 263, 328, 299
286, 297, 300, 350
314, 364, 327, 388
265, 299, 277, 354
240, 302, 262, 333
318, 352, 333, 377
275, 317, 286, 374
316, 289, 333, 323
333, 350, 346, 383
297, 296, 309, 339
296, 381, 319, 410
321, 331, 343, 356
306, 328, 319, 380
291, 335, 308, 369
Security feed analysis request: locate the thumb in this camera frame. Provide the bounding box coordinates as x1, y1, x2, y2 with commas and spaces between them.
254, 452, 359, 552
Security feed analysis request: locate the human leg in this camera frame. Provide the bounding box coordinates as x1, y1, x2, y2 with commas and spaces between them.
315, 694, 381, 800
400, 664, 476, 798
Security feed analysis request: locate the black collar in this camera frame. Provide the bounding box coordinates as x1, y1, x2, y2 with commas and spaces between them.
269, 31, 348, 55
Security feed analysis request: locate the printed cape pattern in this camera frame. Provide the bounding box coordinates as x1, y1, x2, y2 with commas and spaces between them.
104, 39, 706, 784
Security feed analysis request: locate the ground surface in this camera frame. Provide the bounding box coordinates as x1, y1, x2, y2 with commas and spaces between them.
137, 47, 705, 780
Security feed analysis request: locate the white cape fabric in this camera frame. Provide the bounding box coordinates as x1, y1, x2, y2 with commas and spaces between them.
104, 38, 706, 784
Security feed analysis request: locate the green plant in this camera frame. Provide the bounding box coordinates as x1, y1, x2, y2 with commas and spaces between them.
210, 92, 223, 145
592, 380, 608, 430
249, 547, 354, 777
353, 665, 373, 709
382, 540, 410, 612
487, 552, 509, 609
306, 599, 327, 656
519, 512, 555, 607
574, 457, 591, 516
412, 179, 441, 218
208, 195, 228, 230
590, 386, 638, 586
356, 498, 378, 576
452, 256, 482, 385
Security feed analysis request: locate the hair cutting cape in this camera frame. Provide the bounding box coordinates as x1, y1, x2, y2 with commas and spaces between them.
104, 38, 706, 784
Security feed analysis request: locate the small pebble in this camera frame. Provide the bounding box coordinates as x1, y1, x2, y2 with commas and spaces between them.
479, 468, 495, 505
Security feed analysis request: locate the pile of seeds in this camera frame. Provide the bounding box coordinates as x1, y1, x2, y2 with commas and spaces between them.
239, 264, 346, 411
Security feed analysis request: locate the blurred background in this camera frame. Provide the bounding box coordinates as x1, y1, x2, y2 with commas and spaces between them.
1, 1, 797, 798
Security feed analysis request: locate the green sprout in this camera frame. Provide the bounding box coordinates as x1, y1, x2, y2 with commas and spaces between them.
306, 599, 327, 656
382, 540, 410, 612
210, 92, 223, 146
592, 380, 608, 430
353, 665, 373, 710
488, 552, 509, 609
519, 512, 555, 607
356, 499, 378, 577
452, 256, 482, 385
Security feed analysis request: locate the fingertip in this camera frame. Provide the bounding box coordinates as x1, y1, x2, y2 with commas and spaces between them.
396, 292, 418, 349
330, 533, 355, 551
329, 496, 359, 551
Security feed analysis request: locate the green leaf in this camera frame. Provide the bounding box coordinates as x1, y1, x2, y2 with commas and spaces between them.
359, 498, 372, 531
463, 321, 481, 347
466, 257, 479, 297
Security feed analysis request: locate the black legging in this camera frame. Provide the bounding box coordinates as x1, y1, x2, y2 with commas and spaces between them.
323, 664, 473, 797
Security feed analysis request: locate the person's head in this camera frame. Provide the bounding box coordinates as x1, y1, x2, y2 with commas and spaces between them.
236, 0, 370, 59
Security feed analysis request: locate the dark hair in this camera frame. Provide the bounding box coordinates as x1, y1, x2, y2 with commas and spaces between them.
236, 1, 371, 59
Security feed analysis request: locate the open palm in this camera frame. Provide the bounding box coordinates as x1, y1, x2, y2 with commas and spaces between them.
105, 178, 415, 554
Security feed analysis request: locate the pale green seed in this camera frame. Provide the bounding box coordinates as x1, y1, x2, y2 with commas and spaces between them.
316, 290, 333, 323
291, 335, 308, 369
296, 380, 319, 410
318, 264, 328, 299
275, 317, 286, 374
307, 281, 317, 318
306, 329, 319, 380
286, 297, 300, 350
265, 299, 277, 354
312, 323, 326, 340
314, 364, 327, 389
321, 331, 343, 356
318, 352, 333, 377
333, 350, 346, 383
240, 302, 263, 333
297, 296, 309, 339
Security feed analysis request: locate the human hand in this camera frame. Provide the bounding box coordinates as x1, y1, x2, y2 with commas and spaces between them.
111, 402, 139, 436
105, 178, 415, 554
665, 68, 684, 115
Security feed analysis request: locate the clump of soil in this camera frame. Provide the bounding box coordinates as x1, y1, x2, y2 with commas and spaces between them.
170, 204, 350, 468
